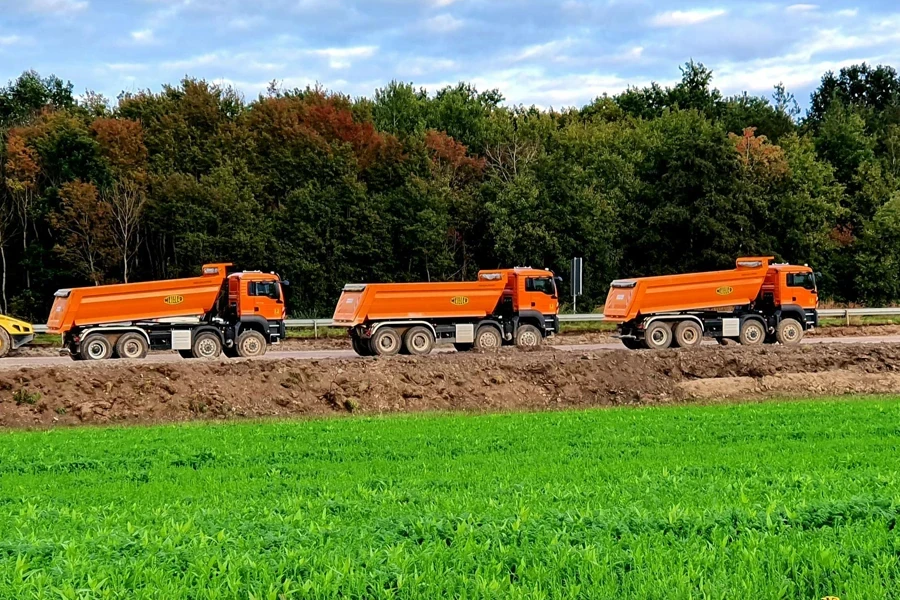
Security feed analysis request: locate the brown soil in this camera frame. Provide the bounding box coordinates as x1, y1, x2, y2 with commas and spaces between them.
14, 323, 900, 358
807, 324, 900, 337
2, 343, 899, 429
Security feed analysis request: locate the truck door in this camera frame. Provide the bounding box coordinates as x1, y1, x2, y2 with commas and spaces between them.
783, 270, 818, 309
243, 277, 284, 321
522, 275, 559, 315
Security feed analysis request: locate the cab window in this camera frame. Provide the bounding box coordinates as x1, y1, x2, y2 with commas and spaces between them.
786, 273, 816, 290
248, 281, 281, 300
526, 277, 556, 296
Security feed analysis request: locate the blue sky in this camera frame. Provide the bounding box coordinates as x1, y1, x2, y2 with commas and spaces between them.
2, 0, 899, 109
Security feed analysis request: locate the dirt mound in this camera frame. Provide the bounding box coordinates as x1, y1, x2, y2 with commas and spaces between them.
1, 343, 899, 428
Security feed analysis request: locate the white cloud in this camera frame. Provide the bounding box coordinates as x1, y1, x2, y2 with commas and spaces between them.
130, 29, 156, 44
105, 62, 149, 73
462, 68, 643, 108
431, 0, 460, 5
162, 52, 221, 71
836, 8, 859, 17
395, 57, 458, 77
715, 56, 866, 93
226, 16, 264, 30
786, 4, 819, 12
0, 35, 23, 46
161, 51, 286, 72
22, 0, 88, 13
616, 46, 644, 62
511, 39, 574, 62
651, 8, 727, 27
310, 46, 378, 69
425, 13, 464, 32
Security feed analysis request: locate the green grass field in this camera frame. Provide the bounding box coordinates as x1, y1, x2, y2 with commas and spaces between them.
1, 399, 899, 599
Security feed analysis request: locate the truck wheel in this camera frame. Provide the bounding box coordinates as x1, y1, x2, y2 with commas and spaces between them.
0, 328, 10, 358
80, 334, 113, 360
191, 332, 223, 359
178, 350, 193, 359
776, 318, 803, 345
621, 338, 645, 350
515, 325, 542, 348
403, 326, 434, 356
453, 343, 474, 352
644, 321, 672, 350
115, 333, 149, 359
371, 327, 401, 356
674, 321, 702, 349
237, 331, 267, 358
351, 334, 374, 357
475, 326, 502, 351
739, 320, 765, 346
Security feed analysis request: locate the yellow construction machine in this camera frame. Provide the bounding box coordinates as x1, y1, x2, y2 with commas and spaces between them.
0, 315, 34, 357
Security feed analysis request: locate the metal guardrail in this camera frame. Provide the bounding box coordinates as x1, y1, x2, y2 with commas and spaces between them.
30, 308, 900, 335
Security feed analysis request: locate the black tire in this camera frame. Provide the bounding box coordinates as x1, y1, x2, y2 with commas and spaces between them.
674, 321, 703, 349
515, 324, 542, 348
739, 320, 765, 346
0, 328, 10, 359
80, 334, 113, 361
453, 343, 474, 352
644, 321, 673, 350
178, 350, 194, 359
351, 335, 373, 356
115, 332, 149, 359
776, 318, 803, 345
237, 330, 267, 358
371, 327, 401, 356
475, 326, 502, 351
621, 337, 645, 350
403, 326, 434, 356
191, 332, 222, 359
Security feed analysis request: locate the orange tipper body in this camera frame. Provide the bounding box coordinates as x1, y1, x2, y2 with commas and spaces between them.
47, 264, 287, 361
47, 263, 231, 334
604, 257, 819, 350
333, 268, 561, 356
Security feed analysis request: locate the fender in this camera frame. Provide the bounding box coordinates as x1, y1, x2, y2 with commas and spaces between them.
643, 314, 705, 332
515, 309, 549, 334
237, 316, 272, 338
75, 326, 151, 346
776, 304, 808, 327
369, 320, 437, 339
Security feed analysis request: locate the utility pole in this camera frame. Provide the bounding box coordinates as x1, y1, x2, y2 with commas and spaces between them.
571, 257, 583, 313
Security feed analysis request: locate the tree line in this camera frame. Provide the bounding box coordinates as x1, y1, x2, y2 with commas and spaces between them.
2, 62, 900, 320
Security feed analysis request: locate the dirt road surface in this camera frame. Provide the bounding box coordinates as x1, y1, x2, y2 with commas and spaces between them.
4, 333, 900, 370
2, 340, 900, 429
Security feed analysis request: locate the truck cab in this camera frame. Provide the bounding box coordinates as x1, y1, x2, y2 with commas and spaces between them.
504, 269, 560, 335
226, 271, 286, 344
759, 264, 819, 329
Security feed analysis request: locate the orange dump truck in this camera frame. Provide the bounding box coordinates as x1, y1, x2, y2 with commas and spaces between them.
47, 264, 286, 360
332, 268, 561, 356
604, 257, 819, 349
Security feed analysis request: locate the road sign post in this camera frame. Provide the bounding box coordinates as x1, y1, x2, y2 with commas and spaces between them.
571, 257, 583, 313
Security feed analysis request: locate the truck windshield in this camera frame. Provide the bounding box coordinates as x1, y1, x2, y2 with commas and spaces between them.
249, 281, 281, 300
787, 273, 816, 291
526, 277, 556, 296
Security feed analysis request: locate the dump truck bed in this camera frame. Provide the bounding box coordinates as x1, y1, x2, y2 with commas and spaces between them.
604, 257, 773, 322
333, 272, 511, 327
47, 264, 230, 334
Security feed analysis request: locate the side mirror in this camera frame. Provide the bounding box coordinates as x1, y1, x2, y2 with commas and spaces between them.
281, 280, 291, 286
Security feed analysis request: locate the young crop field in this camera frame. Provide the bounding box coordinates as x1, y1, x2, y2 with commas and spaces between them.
1, 398, 899, 599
